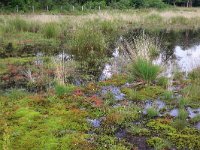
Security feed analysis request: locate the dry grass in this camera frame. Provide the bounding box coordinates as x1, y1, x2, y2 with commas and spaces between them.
1, 8, 200, 30
1, 8, 200, 23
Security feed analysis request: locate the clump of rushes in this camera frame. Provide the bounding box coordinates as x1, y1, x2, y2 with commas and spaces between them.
173, 108, 188, 130
146, 108, 159, 118
131, 58, 160, 84
42, 22, 60, 39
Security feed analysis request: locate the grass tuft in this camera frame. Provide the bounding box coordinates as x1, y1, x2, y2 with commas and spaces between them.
131, 58, 160, 84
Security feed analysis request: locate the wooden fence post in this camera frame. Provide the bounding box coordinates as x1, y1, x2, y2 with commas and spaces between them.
32, 5, 34, 13
16, 5, 18, 13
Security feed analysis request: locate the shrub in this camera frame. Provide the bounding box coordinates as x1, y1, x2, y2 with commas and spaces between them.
110, 0, 132, 9
131, 58, 160, 84
84, 1, 106, 9
131, 0, 167, 8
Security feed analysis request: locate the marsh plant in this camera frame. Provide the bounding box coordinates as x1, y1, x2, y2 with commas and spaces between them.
120, 34, 160, 61
118, 34, 161, 84
146, 107, 159, 118
131, 58, 160, 84
42, 23, 60, 39
173, 108, 188, 130
69, 24, 107, 80
52, 57, 77, 85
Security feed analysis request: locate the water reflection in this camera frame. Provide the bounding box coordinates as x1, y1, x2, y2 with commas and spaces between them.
101, 29, 200, 80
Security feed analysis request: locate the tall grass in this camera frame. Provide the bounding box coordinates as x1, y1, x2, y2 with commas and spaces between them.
1, 17, 42, 33
42, 23, 60, 39
173, 108, 188, 130
69, 24, 107, 79
131, 58, 160, 84
70, 24, 106, 60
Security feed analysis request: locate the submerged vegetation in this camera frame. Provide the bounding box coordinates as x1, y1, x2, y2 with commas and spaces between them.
1, 8, 200, 150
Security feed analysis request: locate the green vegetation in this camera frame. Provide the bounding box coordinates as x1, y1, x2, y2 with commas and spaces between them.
146, 108, 159, 118
1, 7, 200, 150
130, 58, 160, 84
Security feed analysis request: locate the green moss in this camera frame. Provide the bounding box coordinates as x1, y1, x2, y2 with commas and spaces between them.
147, 120, 177, 134
121, 88, 145, 101
139, 86, 165, 98
15, 107, 41, 120
98, 75, 128, 86
55, 84, 76, 97
147, 137, 171, 150
60, 133, 95, 150
127, 125, 150, 136
122, 86, 165, 101
96, 135, 128, 150
167, 133, 200, 150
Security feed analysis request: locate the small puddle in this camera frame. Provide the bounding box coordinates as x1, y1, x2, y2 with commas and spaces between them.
101, 86, 125, 101
187, 107, 200, 118
196, 122, 200, 130
143, 100, 166, 114
115, 129, 127, 139
169, 108, 179, 117
87, 119, 101, 128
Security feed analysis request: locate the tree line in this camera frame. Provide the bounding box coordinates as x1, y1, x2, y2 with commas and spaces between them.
0, 0, 200, 11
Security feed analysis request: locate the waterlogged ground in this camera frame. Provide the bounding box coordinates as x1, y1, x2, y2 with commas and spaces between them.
1, 74, 200, 149
1, 29, 200, 149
